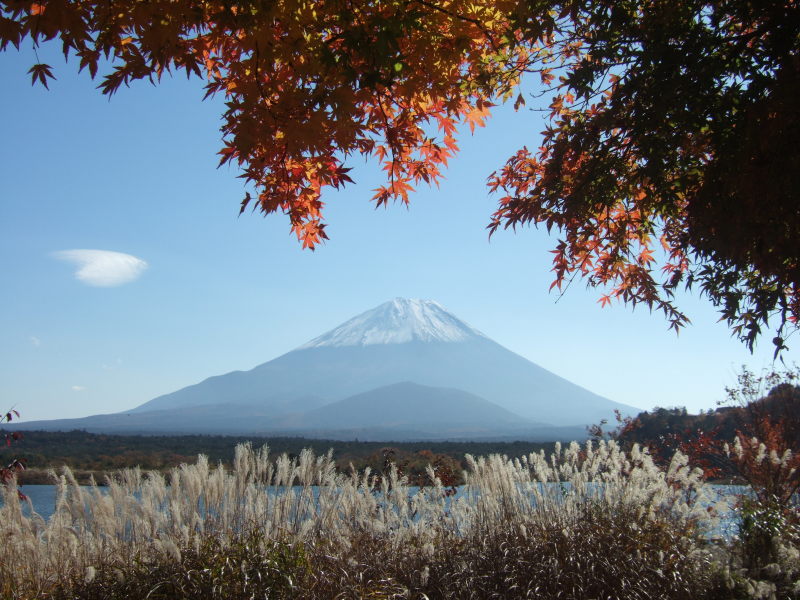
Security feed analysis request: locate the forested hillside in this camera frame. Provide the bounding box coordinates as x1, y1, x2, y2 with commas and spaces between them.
617, 375, 800, 480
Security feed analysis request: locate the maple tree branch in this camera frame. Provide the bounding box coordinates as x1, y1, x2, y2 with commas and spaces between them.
376, 92, 398, 196
553, 269, 580, 304
411, 0, 498, 50
251, 43, 280, 124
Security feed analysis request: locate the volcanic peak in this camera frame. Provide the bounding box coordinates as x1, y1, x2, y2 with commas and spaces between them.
297, 298, 486, 349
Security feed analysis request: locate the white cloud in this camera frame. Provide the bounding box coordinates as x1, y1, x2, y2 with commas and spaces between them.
71, 385, 86, 392
29, 336, 41, 347
53, 249, 148, 287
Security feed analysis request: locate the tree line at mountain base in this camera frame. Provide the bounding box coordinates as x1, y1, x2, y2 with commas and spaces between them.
0, 429, 558, 487
4, 367, 799, 488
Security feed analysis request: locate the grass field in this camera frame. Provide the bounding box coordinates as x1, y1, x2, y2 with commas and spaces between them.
1, 441, 797, 599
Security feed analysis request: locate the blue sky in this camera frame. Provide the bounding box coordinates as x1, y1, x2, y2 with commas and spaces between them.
2, 44, 796, 422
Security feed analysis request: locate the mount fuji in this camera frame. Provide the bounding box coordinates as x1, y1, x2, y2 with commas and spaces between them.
16, 299, 639, 439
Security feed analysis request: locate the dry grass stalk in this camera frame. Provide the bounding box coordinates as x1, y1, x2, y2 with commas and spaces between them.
0, 441, 722, 599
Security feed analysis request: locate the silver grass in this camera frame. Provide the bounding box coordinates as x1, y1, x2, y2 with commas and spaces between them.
0, 440, 726, 598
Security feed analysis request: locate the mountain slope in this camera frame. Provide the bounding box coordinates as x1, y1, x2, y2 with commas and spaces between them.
130, 298, 637, 427
285, 382, 531, 430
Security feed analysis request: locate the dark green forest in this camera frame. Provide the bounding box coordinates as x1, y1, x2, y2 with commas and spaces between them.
4, 376, 798, 485
0, 429, 556, 485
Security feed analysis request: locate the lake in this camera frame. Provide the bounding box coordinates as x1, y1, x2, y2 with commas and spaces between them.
4, 483, 746, 539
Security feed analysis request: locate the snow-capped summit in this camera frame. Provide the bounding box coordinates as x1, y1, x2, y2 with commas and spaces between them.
62, 296, 640, 432
298, 298, 487, 349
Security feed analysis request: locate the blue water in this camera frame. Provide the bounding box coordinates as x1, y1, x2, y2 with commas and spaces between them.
8, 485, 64, 519
5, 483, 746, 539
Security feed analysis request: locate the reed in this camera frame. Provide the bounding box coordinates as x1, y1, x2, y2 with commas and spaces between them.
1, 441, 726, 599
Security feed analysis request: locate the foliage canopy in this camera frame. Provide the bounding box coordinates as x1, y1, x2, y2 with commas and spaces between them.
2, 0, 798, 349
492, 0, 800, 352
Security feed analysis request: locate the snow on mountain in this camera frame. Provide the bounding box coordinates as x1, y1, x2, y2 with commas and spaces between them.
298, 298, 487, 348
17, 296, 641, 434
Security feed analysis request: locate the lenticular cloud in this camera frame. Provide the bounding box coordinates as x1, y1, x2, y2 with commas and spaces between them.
53, 249, 148, 287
